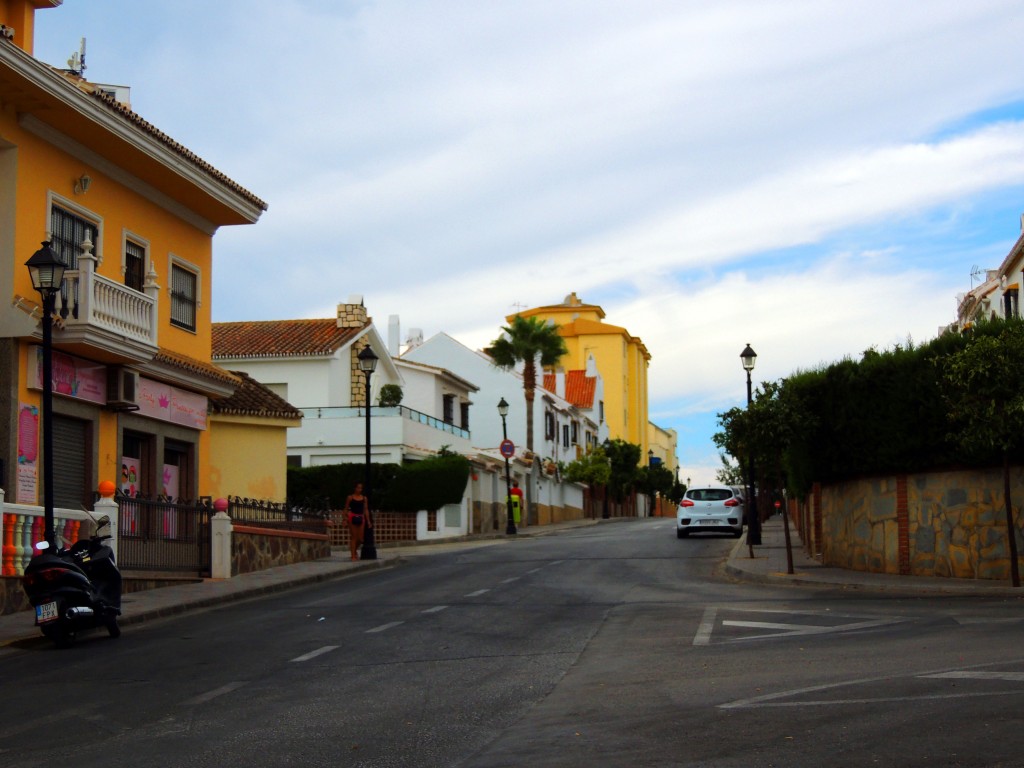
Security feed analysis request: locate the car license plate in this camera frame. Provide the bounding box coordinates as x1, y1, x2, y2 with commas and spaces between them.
36, 601, 59, 624
699, 520, 718, 525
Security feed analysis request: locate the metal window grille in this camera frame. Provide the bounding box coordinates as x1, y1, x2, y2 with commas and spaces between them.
170, 264, 197, 331
443, 394, 455, 424
125, 240, 145, 291
50, 205, 98, 318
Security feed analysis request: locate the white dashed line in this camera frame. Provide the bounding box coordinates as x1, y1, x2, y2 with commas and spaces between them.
465, 589, 490, 597
182, 682, 247, 706
500, 577, 520, 584
366, 621, 404, 634
922, 671, 1024, 682
422, 605, 448, 614
291, 645, 338, 663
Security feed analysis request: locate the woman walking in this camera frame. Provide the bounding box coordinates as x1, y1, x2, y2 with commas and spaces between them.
344, 483, 368, 561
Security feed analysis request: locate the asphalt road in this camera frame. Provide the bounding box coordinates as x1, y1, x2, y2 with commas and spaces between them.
1, 519, 1023, 767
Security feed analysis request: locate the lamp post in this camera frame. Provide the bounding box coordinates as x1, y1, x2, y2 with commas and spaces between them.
498, 397, 516, 535
25, 242, 67, 548
357, 345, 378, 560
740, 343, 762, 546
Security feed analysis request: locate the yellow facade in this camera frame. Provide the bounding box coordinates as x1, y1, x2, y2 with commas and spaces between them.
1, 0, 265, 507
512, 292, 651, 454
647, 422, 678, 477
208, 415, 296, 502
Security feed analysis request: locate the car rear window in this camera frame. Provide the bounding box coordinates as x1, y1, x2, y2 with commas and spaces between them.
688, 489, 733, 502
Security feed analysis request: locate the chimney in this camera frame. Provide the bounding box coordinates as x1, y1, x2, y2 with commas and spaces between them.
388, 315, 400, 356
337, 294, 367, 329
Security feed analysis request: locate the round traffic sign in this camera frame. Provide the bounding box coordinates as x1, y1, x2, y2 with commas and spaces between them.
499, 439, 515, 458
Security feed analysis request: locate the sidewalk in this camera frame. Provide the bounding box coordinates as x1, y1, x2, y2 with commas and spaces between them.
724, 514, 1024, 597
4, 514, 1020, 649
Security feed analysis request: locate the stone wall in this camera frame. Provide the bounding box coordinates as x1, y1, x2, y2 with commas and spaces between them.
819, 465, 1024, 581
232, 525, 331, 576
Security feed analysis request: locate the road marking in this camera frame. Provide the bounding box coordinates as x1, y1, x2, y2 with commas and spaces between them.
183, 682, 247, 705
693, 607, 717, 646
922, 671, 1024, 682
501, 577, 520, 584
366, 621, 404, 634
291, 645, 338, 663
465, 589, 490, 597
422, 605, 448, 614
695, 606, 908, 645
720, 659, 1024, 709
548, 560, 564, 567
527, 568, 542, 574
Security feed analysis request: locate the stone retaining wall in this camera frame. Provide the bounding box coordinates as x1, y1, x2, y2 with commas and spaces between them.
232, 525, 331, 576
818, 465, 1024, 580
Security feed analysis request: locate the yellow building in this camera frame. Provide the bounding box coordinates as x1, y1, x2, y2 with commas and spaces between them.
647, 422, 678, 477
0, 0, 266, 506
512, 292, 651, 454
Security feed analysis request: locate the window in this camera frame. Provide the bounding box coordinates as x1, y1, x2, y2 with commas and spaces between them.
163, 441, 192, 500
460, 402, 470, 430
544, 411, 555, 440
170, 262, 197, 331
562, 424, 570, 448
571, 421, 578, 445
50, 203, 99, 318
443, 394, 455, 424
124, 240, 146, 292
1004, 287, 1019, 319
50, 203, 98, 272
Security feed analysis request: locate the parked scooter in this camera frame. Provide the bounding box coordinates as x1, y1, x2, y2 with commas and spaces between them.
22, 512, 122, 647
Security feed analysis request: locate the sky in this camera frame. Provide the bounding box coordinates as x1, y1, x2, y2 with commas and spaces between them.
34, 0, 1024, 486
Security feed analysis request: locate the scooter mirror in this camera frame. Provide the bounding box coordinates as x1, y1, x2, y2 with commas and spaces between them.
96, 515, 111, 529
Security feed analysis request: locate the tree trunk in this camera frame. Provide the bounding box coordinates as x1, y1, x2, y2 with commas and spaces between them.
523, 358, 536, 453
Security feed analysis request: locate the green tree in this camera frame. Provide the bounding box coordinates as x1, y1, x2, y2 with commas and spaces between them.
603, 438, 641, 502
714, 453, 744, 486
941, 319, 1024, 587
488, 315, 568, 453
562, 445, 612, 486
378, 384, 403, 407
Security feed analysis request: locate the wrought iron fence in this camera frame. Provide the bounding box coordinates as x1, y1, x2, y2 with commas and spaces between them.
116, 492, 212, 574
227, 496, 331, 534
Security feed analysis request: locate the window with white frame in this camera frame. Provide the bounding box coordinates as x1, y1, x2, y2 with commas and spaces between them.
50, 202, 99, 271
124, 239, 146, 292
169, 258, 198, 332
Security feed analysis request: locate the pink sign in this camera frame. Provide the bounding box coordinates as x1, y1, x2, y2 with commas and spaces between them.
29, 346, 106, 404
16, 404, 39, 504
137, 378, 208, 430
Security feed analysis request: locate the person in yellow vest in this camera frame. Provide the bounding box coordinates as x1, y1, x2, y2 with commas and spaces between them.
508, 480, 523, 524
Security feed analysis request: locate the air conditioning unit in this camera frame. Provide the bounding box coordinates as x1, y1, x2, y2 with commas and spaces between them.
107, 367, 140, 410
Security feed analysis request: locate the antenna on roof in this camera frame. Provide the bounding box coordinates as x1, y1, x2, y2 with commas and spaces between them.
66, 37, 86, 77
970, 265, 984, 288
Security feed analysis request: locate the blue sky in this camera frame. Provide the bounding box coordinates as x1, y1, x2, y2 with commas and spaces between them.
33, 1, 1024, 485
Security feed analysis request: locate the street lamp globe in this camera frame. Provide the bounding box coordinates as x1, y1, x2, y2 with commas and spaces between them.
357, 345, 378, 373
497, 397, 509, 418
740, 343, 757, 373
25, 241, 67, 298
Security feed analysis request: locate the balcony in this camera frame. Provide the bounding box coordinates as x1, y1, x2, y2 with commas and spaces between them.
56, 252, 159, 363
294, 405, 471, 461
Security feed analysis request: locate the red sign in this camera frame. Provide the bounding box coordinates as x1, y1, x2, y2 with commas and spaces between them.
500, 439, 515, 458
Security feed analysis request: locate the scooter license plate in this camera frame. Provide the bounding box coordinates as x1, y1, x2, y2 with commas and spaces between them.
36, 601, 59, 625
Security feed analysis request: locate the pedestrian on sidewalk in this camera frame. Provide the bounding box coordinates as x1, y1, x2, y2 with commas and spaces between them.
344, 483, 368, 561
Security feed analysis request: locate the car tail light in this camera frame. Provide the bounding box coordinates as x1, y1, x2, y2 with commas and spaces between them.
681, 499, 694, 507
724, 499, 740, 507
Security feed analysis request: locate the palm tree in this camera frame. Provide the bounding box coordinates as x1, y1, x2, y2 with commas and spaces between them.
489, 315, 568, 454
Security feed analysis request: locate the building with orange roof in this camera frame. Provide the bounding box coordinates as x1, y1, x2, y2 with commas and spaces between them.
1, 1, 267, 508
512, 292, 651, 455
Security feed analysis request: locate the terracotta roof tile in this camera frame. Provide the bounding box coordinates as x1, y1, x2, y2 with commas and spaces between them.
212, 319, 363, 359
210, 370, 302, 420
543, 370, 597, 409
87, 88, 268, 211
152, 349, 240, 387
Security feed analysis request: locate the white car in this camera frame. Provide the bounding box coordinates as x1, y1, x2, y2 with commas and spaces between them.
676, 486, 744, 538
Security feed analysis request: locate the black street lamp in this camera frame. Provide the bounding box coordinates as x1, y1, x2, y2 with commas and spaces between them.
25, 242, 67, 548
740, 343, 762, 546
498, 397, 516, 534
358, 345, 378, 560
